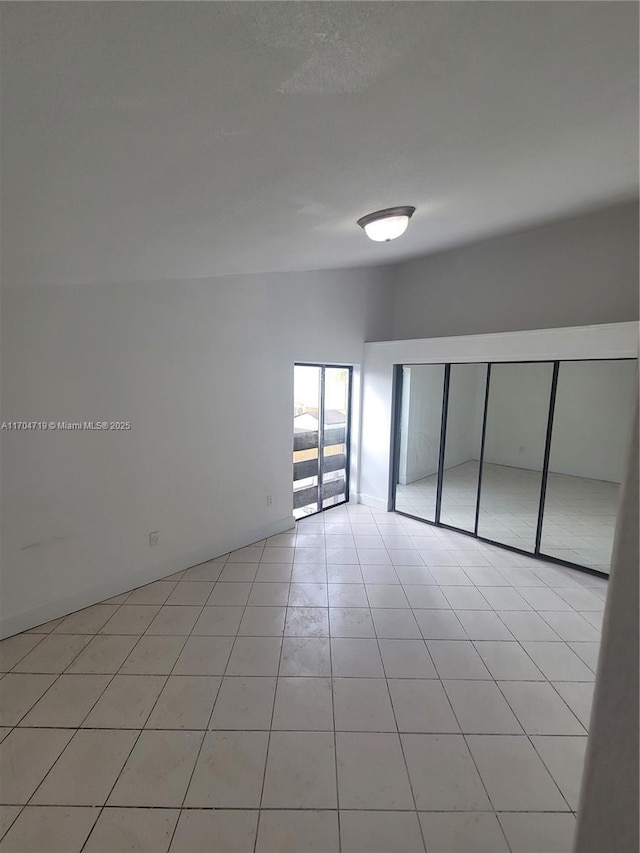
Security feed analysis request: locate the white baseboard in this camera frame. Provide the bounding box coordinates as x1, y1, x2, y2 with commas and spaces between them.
0, 515, 296, 640
356, 493, 390, 511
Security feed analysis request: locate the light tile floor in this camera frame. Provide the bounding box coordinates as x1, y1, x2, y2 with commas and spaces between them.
396, 460, 618, 572
0, 504, 607, 852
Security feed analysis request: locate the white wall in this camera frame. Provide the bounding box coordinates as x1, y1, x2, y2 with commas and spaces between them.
358, 324, 638, 510
0, 267, 392, 638
389, 202, 639, 341
574, 385, 639, 853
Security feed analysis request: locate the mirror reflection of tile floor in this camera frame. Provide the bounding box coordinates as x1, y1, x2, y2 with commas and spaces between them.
0, 504, 606, 852
396, 461, 618, 573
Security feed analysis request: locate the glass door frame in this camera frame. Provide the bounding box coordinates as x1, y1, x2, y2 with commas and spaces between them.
293, 363, 353, 518
391, 357, 635, 579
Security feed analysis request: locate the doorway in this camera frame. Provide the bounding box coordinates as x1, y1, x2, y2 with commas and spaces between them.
293, 364, 352, 519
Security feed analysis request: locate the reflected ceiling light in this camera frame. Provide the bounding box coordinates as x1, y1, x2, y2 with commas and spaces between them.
357, 206, 415, 242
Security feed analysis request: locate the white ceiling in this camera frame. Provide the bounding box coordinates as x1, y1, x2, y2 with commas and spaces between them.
2, 2, 638, 286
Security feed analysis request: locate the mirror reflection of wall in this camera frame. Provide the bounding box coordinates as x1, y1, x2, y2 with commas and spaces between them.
393, 356, 637, 576
396, 364, 445, 522
439, 363, 487, 532
477, 362, 554, 553
540, 359, 636, 574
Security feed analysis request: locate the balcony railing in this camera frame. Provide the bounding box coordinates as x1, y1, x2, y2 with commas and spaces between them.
293, 426, 346, 511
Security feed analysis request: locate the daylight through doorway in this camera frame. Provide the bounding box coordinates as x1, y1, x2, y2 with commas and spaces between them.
293, 364, 352, 519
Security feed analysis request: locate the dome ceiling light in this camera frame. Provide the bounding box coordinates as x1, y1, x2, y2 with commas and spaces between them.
357, 206, 416, 242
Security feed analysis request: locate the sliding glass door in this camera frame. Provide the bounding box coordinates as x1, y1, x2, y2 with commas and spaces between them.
293, 364, 351, 519
322, 367, 351, 511
393, 357, 636, 576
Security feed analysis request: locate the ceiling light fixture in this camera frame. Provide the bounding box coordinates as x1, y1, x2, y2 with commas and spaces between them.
357, 206, 416, 242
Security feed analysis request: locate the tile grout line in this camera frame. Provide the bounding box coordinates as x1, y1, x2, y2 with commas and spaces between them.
254, 536, 289, 853
77, 612, 209, 848
327, 517, 342, 853
393, 513, 578, 833
0, 503, 601, 850
13, 604, 138, 846
0, 600, 138, 839
434, 664, 513, 851
168, 627, 234, 843
77, 552, 229, 852
367, 515, 428, 850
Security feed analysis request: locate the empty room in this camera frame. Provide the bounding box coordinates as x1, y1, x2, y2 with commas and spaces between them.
0, 3, 638, 853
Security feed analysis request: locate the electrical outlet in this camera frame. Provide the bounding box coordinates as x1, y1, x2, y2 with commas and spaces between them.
149, 531, 160, 546
266, 495, 273, 507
